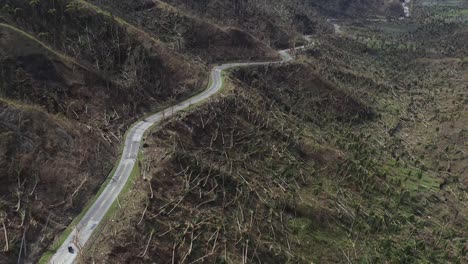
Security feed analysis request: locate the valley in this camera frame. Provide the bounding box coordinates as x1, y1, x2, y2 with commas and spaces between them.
0, 0, 466, 263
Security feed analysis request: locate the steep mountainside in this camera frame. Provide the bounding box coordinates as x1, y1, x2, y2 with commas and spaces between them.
85, 33, 467, 261
0, 99, 114, 263
0, 0, 467, 263
87, 0, 279, 63
84, 62, 373, 263
157, 0, 405, 45
0, 0, 311, 262
83, 0, 467, 263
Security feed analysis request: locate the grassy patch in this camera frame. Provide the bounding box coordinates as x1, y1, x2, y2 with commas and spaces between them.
383, 160, 441, 191
288, 217, 348, 262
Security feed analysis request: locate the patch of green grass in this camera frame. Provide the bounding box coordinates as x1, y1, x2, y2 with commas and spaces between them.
289, 217, 314, 234
382, 160, 441, 191
288, 217, 348, 262
445, 9, 468, 17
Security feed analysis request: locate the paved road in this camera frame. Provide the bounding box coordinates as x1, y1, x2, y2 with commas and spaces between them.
49, 38, 312, 264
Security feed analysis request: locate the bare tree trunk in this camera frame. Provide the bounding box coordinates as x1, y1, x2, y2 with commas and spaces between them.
1, 219, 8, 252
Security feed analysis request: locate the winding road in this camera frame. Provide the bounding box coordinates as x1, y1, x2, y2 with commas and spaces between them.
49, 38, 312, 264
49, 1, 412, 260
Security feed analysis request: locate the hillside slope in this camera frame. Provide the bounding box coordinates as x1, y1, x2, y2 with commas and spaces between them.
0, 0, 295, 262
87, 0, 279, 63
0, 0, 466, 263
83, 1, 467, 262
84, 63, 374, 263
0, 99, 114, 263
